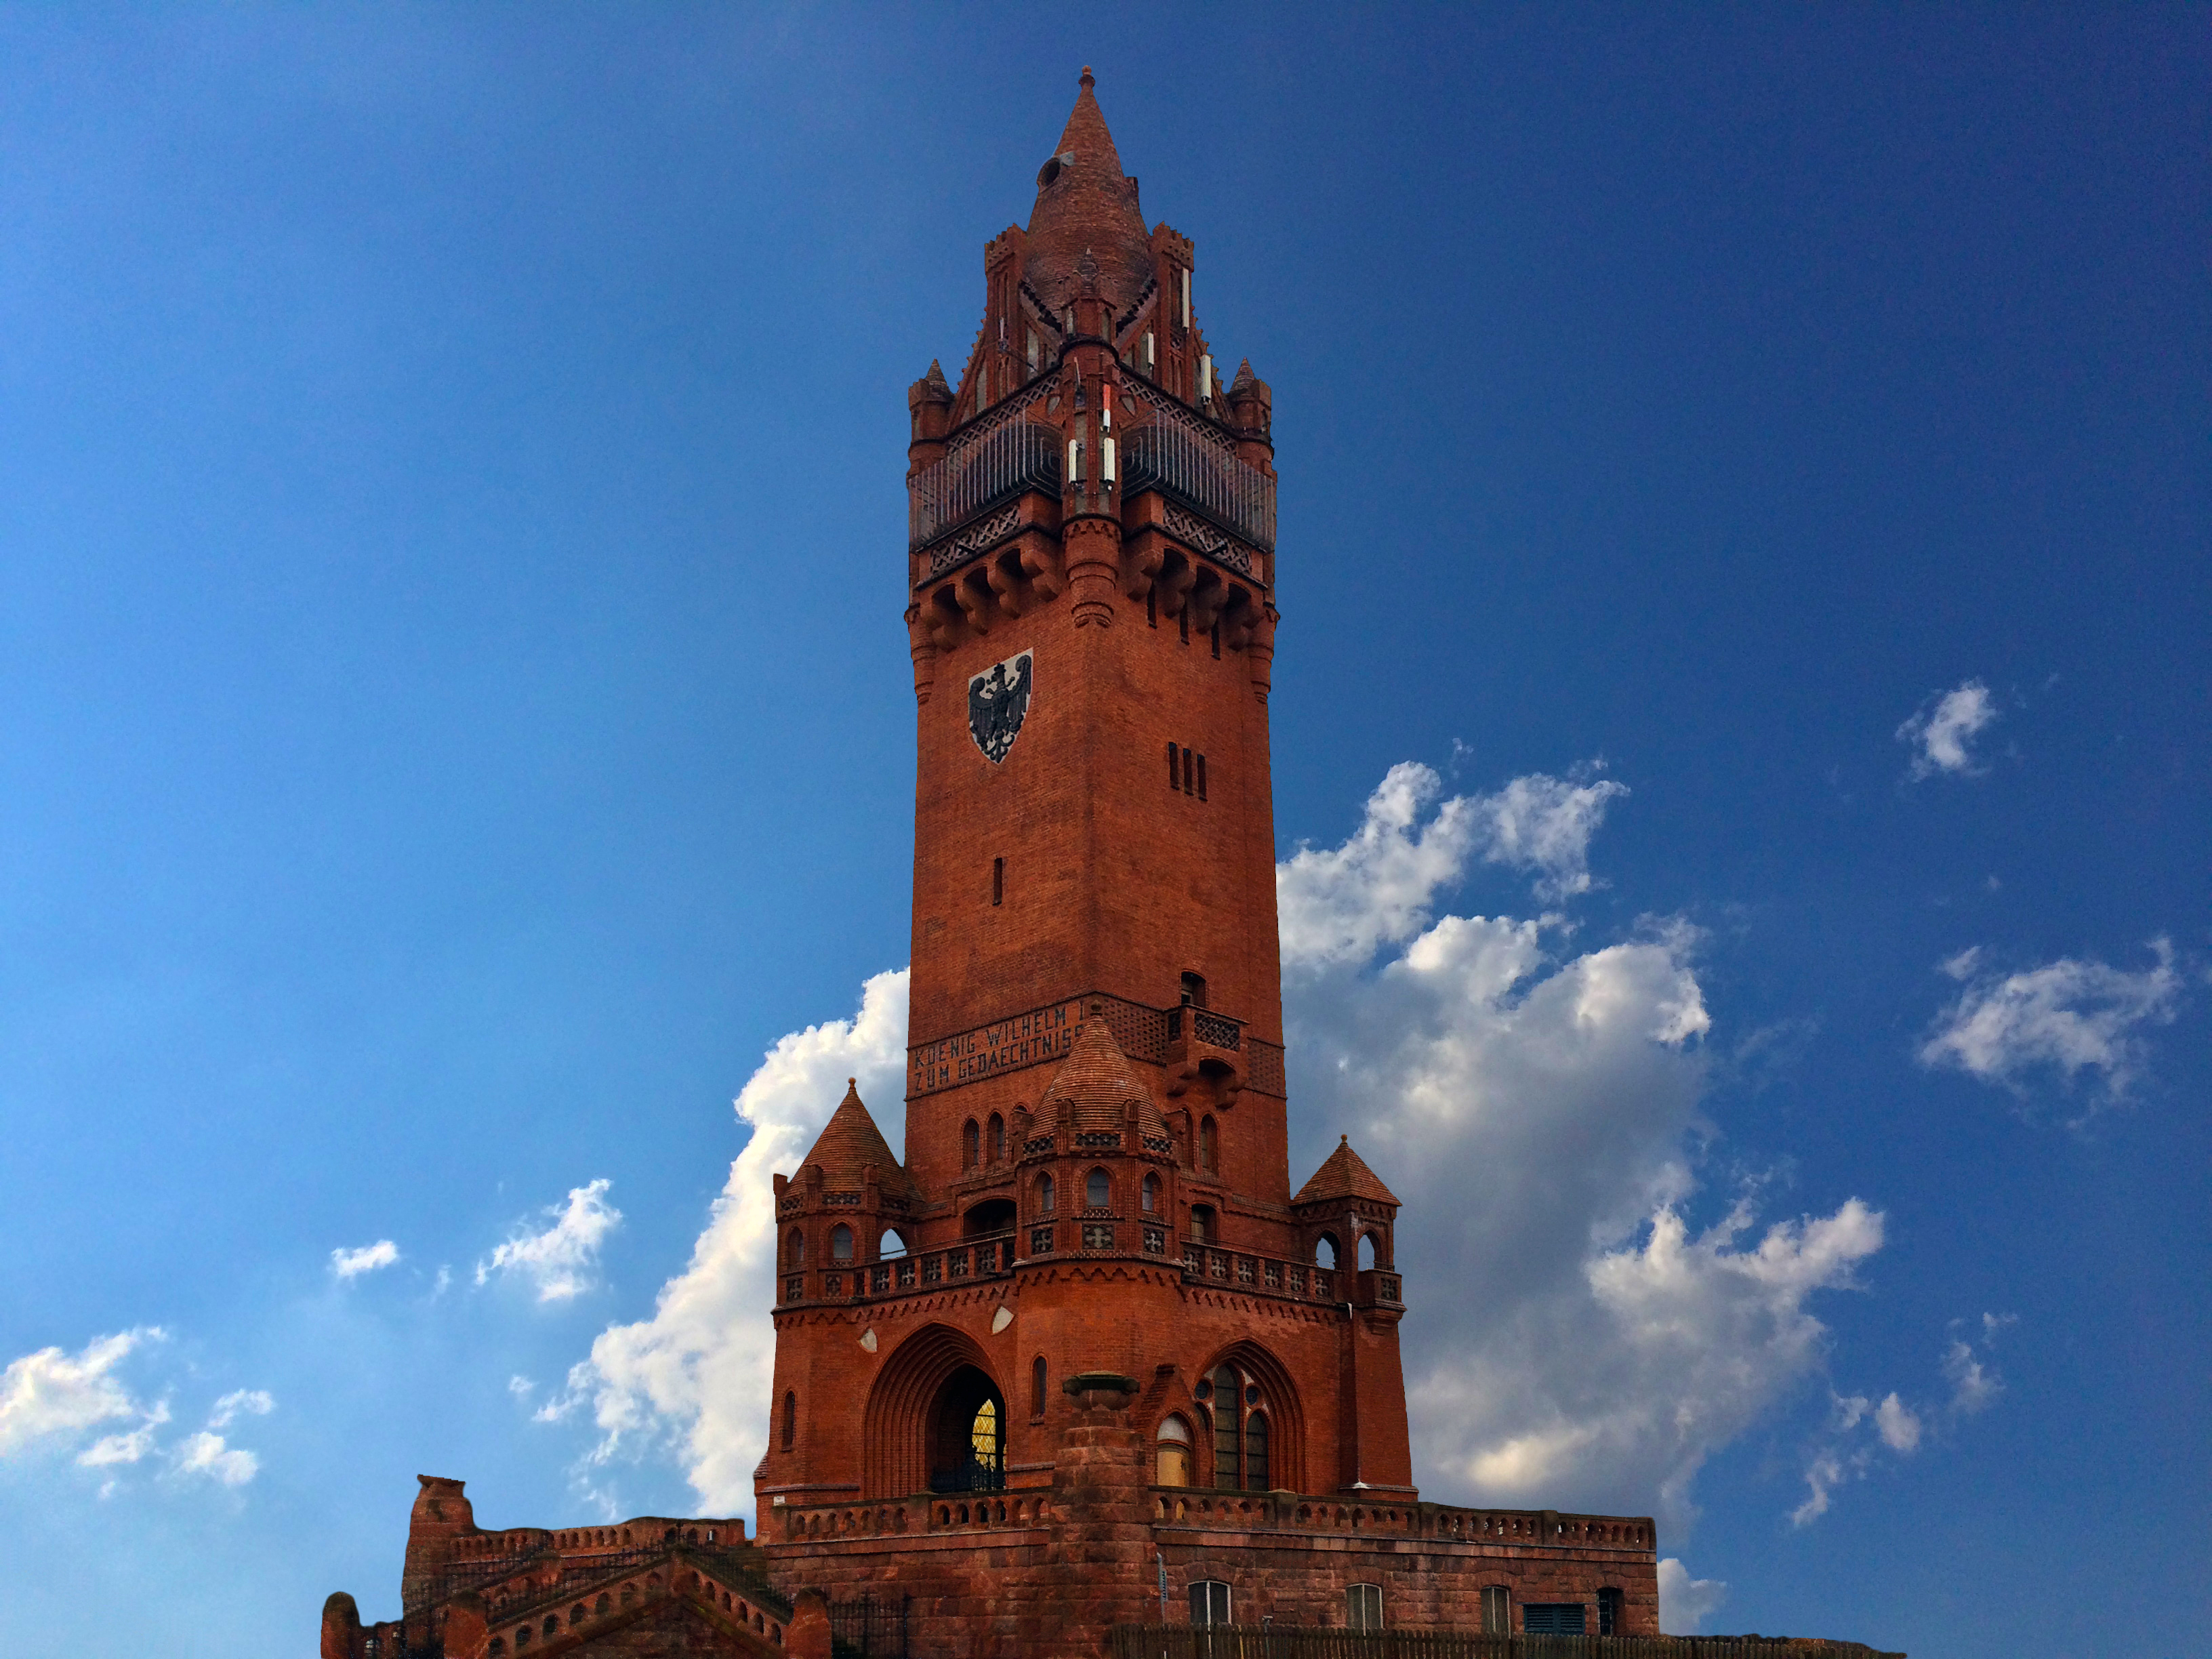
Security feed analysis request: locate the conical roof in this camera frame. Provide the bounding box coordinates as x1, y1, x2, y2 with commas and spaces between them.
798, 1079, 920, 1204
1292, 1135, 1400, 1208
1024, 68, 1153, 315
1038, 1006, 1170, 1143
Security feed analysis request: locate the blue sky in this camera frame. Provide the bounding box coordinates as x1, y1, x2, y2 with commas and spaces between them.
1, 8, 2204, 1657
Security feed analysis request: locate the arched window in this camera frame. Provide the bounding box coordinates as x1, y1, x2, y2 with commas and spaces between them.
786, 1229, 805, 1269
1244, 1411, 1269, 1490
1037, 1172, 1055, 1212
1155, 1414, 1192, 1486
830, 1225, 853, 1263
987, 1113, 1005, 1162
879, 1228, 905, 1258
781, 1391, 796, 1450
1315, 1233, 1338, 1269
1031, 1357, 1047, 1418
1347, 1584, 1383, 1633
1209, 1366, 1240, 1488
1086, 1167, 1110, 1210
962, 1120, 979, 1168
1199, 1116, 1218, 1172
1190, 1580, 1231, 1627
1358, 1233, 1377, 1271
1142, 1172, 1160, 1212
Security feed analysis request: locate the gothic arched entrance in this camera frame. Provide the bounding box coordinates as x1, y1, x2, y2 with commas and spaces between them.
861, 1324, 1006, 1498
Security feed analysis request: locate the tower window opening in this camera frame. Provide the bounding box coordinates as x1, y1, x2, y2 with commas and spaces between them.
1358, 1233, 1378, 1271
1315, 1234, 1338, 1270
1210, 1366, 1240, 1488
1195, 754, 1207, 800
1179, 607, 1189, 645
1085, 1167, 1111, 1210
1199, 1115, 1218, 1173
781, 1391, 796, 1450
1143, 1172, 1160, 1212
987, 1113, 1005, 1163
1182, 748, 1194, 795
1147, 587, 1157, 628
1031, 1357, 1047, 1419
878, 1229, 906, 1258
1189, 1204, 1216, 1243
1180, 972, 1207, 1007
1167, 741, 1181, 791
830, 1225, 853, 1263
786, 1229, 805, 1270
963, 1120, 980, 1169
1210, 623, 1220, 659
991, 857, 1004, 906
1037, 1172, 1055, 1212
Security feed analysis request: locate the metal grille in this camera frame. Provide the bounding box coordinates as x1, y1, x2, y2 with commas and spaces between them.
909, 411, 1060, 550
1121, 398, 1275, 550
831, 1595, 910, 1659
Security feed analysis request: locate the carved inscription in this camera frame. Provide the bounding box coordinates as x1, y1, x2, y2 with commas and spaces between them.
909, 1000, 1079, 1097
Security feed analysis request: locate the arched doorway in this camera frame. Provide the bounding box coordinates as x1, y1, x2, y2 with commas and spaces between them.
861, 1324, 1007, 1498
928, 1365, 1005, 1492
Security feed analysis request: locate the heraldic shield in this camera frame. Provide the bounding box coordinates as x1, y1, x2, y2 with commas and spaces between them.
968, 650, 1033, 764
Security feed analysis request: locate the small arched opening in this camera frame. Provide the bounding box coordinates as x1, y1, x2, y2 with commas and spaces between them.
1036, 1172, 1055, 1213
1315, 1233, 1340, 1270
785, 1229, 805, 1269
1357, 1233, 1377, 1271
879, 1228, 907, 1258
928, 1365, 1006, 1493
1155, 1413, 1193, 1487
963, 1197, 1016, 1237
1142, 1172, 1160, 1212
987, 1113, 1006, 1162
1199, 1115, 1218, 1172
830, 1225, 854, 1263
962, 1119, 980, 1168
1084, 1167, 1111, 1210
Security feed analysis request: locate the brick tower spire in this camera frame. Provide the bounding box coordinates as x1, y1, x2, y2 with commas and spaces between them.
771, 66, 1410, 1518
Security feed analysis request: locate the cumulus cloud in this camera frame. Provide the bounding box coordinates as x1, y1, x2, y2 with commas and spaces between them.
330, 1240, 401, 1279
171, 1430, 258, 1487
1874, 1392, 1922, 1453
1657, 1559, 1727, 1634
478, 1181, 622, 1303
1277, 763, 1628, 966
1920, 940, 2181, 1107
559, 970, 909, 1507
0, 1330, 163, 1458
1790, 1318, 2004, 1524
1279, 769, 1880, 1533
1897, 679, 1999, 779
78, 1401, 171, 1469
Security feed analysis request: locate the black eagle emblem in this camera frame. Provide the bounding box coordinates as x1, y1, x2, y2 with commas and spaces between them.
968, 651, 1033, 764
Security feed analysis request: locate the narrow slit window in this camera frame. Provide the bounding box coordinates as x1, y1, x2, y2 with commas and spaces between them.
1195, 755, 1207, 801
1031, 1356, 1047, 1418
1210, 623, 1220, 659
992, 857, 1004, 906
781, 1391, 796, 1450
1147, 587, 1157, 627
1179, 608, 1189, 645
1168, 742, 1181, 792
1183, 749, 1194, 795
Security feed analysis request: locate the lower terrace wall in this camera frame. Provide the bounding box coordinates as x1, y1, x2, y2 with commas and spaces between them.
762, 1488, 1659, 1658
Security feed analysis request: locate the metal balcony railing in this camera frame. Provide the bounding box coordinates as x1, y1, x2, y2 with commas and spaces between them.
908, 413, 1061, 550
1122, 415, 1276, 550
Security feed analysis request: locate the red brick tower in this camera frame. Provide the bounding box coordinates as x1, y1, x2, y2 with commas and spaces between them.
759, 66, 1416, 1523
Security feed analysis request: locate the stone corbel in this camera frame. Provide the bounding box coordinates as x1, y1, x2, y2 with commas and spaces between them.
954, 566, 996, 635
924, 584, 968, 652
1119, 531, 1165, 600
1154, 550, 1195, 619
1186, 566, 1227, 634
985, 550, 1028, 618
1218, 584, 1256, 651
1018, 531, 1066, 601
904, 605, 937, 706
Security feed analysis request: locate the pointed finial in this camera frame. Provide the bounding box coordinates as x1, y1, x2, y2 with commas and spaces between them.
1080, 65, 1094, 89
1340, 1134, 1349, 1146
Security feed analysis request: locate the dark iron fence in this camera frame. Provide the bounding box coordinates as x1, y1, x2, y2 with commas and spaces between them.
831, 1593, 912, 1659
1122, 419, 1275, 551
909, 414, 1061, 549
1110, 1630, 1902, 1659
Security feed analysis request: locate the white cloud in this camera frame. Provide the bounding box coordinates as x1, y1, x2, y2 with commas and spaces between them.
330, 1240, 401, 1279
1919, 939, 2181, 1106
207, 1389, 274, 1429
78, 1401, 171, 1469
1943, 1336, 2001, 1416
561, 970, 909, 1507
171, 1430, 258, 1487
0, 1330, 163, 1458
1657, 1558, 1727, 1634
1874, 1391, 1922, 1453
477, 1180, 622, 1303
1897, 679, 1999, 779
1279, 767, 1881, 1534
1276, 763, 1628, 966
